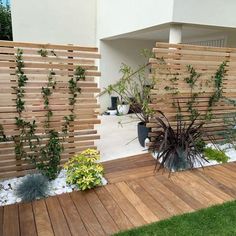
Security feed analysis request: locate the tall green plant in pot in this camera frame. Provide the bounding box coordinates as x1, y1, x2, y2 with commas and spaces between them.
100, 50, 156, 147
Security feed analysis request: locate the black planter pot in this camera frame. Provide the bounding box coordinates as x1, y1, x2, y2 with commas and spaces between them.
137, 122, 150, 147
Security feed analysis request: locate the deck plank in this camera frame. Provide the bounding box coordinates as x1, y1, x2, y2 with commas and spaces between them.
45, 197, 71, 236
0, 207, 3, 236
103, 153, 155, 173
105, 184, 147, 227
95, 187, 133, 231
2, 155, 236, 236
116, 182, 159, 223
182, 171, 233, 202
105, 165, 156, 184
32, 200, 54, 236
157, 175, 205, 210
199, 167, 236, 189
193, 169, 236, 198
58, 194, 89, 236
148, 176, 194, 213
126, 180, 171, 219
70, 191, 105, 236
138, 177, 184, 215
3, 204, 19, 236
19, 203, 37, 236
170, 173, 225, 206
85, 189, 119, 235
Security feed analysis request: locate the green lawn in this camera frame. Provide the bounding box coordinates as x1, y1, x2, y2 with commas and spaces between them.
114, 200, 236, 236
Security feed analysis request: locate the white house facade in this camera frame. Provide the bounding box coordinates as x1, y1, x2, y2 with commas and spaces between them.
11, 0, 236, 110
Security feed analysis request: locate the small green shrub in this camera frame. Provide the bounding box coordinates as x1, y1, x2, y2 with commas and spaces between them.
204, 147, 229, 163
16, 174, 49, 202
65, 149, 104, 190
195, 138, 206, 153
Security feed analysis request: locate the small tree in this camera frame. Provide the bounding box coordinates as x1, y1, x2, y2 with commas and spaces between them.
0, 1, 12, 40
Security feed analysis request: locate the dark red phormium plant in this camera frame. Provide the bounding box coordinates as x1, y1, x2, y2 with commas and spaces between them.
149, 110, 212, 173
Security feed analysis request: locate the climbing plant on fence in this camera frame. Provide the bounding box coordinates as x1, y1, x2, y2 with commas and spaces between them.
148, 42, 236, 143
0, 40, 101, 179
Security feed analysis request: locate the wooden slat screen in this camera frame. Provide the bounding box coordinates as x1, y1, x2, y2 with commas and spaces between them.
148, 42, 236, 142
0, 40, 101, 178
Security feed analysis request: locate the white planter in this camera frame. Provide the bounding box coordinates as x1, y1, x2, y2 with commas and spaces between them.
117, 104, 130, 115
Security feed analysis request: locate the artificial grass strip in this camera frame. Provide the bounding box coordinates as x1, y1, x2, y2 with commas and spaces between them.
114, 200, 236, 236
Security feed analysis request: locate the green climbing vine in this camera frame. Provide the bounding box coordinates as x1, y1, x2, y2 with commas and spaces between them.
0, 47, 86, 180
41, 70, 56, 130
62, 66, 86, 135
37, 48, 57, 57
13, 49, 39, 160
37, 67, 63, 180
205, 61, 227, 120
184, 65, 202, 121
160, 58, 228, 123
0, 124, 8, 142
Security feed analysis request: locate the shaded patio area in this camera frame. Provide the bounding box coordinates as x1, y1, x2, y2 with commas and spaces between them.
1, 153, 236, 236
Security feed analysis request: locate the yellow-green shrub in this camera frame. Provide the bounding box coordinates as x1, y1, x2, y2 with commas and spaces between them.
64, 149, 104, 190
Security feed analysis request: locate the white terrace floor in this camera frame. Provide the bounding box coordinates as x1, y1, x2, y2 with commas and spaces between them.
96, 114, 148, 162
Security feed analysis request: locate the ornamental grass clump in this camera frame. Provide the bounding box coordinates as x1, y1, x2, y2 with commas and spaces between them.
65, 149, 104, 190
150, 109, 213, 172
16, 174, 49, 202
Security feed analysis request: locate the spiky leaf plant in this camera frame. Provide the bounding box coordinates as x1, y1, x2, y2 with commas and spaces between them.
16, 174, 49, 202
150, 110, 213, 172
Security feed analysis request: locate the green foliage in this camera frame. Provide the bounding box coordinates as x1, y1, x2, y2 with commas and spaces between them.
15, 49, 28, 114
14, 118, 39, 160
13, 49, 39, 161
37, 130, 63, 180
16, 174, 49, 202
75, 66, 86, 80
62, 66, 86, 135
206, 61, 227, 119
184, 66, 201, 121
204, 147, 229, 163
0, 2, 12, 40
194, 138, 206, 153
37, 49, 48, 57
0, 124, 8, 142
65, 149, 104, 190
0, 48, 86, 180
101, 51, 156, 124
41, 70, 56, 130
185, 65, 201, 89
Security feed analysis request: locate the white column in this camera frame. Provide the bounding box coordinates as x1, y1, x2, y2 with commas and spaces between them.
169, 24, 183, 44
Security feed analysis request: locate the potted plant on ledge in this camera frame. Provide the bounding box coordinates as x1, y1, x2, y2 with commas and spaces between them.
100, 51, 156, 147
117, 97, 130, 115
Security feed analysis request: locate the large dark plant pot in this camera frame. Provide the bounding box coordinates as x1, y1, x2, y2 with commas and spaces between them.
163, 148, 191, 172
137, 122, 150, 147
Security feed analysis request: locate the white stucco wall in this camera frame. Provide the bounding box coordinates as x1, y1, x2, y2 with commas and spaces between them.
173, 0, 236, 28
99, 39, 156, 112
11, 0, 97, 46
97, 0, 174, 40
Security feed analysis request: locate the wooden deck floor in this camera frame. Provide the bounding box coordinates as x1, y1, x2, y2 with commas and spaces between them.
1, 153, 236, 236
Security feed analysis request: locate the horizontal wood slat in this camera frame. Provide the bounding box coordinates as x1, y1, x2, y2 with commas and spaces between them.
149, 42, 236, 141
0, 40, 100, 179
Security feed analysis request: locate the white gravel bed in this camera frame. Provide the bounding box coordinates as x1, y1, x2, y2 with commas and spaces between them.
0, 169, 108, 206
